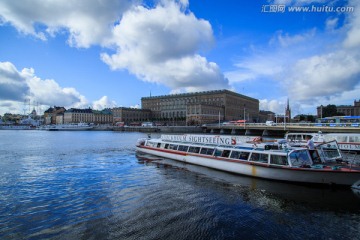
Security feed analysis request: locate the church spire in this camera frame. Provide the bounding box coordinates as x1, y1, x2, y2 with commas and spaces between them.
285, 98, 291, 121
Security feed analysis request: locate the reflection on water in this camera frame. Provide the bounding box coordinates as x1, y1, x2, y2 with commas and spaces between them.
0, 131, 359, 240
137, 153, 360, 210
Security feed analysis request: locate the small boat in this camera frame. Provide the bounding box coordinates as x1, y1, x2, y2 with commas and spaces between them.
136, 134, 360, 188
285, 132, 360, 153
39, 122, 94, 131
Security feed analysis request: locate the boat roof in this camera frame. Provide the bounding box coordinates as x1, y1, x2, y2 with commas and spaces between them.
148, 137, 307, 154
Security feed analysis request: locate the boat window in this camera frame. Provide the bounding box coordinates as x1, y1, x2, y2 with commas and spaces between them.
335, 136, 347, 142
239, 152, 250, 160
200, 147, 214, 155
178, 145, 189, 152
146, 141, 155, 147
230, 151, 249, 160
164, 143, 169, 149
221, 150, 231, 158
207, 148, 214, 155
214, 149, 223, 157
249, 153, 269, 163
287, 135, 296, 141
188, 146, 200, 153
157, 143, 161, 148
270, 155, 288, 166
324, 135, 336, 142
230, 151, 241, 159
289, 150, 311, 167
349, 136, 360, 142
169, 144, 178, 150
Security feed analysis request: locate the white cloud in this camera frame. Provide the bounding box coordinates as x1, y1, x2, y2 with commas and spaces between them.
0, 0, 131, 48
92, 96, 117, 110
272, 29, 316, 48
0, 61, 119, 115
0, 0, 229, 93
260, 99, 285, 113
226, 29, 319, 85
0, 62, 29, 101
20, 67, 86, 107
343, 0, 360, 49
130, 104, 140, 109
281, 1, 360, 104
325, 18, 339, 31
101, 1, 230, 92
284, 50, 360, 102
229, 0, 360, 115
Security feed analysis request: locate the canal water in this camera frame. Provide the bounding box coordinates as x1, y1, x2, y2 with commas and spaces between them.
0, 131, 359, 240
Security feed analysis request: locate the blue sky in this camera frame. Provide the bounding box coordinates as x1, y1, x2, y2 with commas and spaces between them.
0, 0, 359, 116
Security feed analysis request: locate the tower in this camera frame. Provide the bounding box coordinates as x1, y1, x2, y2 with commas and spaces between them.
285, 98, 291, 122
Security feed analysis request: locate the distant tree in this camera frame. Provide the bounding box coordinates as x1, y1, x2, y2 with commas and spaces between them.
322, 104, 338, 117
307, 115, 315, 122
299, 115, 306, 121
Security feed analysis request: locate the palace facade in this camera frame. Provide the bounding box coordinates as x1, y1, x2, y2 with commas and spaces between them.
142, 89, 259, 125
63, 108, 113, 124
112, 107, 151, 125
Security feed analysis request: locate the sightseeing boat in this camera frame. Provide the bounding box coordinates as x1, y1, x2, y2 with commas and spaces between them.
39, 122, 94, 131
136, 134, 360, 188
285, 132, 360, 153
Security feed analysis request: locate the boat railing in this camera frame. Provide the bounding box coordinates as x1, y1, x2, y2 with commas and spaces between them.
341, 150, 360, 168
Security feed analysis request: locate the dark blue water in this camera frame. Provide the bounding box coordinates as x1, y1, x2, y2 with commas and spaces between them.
0, 131, 359, 240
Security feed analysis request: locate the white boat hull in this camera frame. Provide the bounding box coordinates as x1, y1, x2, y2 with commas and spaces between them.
137, 146, 360, 186
47, 126, 93, 131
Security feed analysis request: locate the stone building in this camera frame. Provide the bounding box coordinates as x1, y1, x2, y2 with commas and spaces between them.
141, 89, 259, 125
336, 100, 360, 116
112, 107, 151, 125
43, 106, 66, 124
93, 109, 113, 124
63, 108, 94, 123
317, 100, 360, 117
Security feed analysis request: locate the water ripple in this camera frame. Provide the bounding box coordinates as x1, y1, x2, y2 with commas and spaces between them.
0, 131, 359, 239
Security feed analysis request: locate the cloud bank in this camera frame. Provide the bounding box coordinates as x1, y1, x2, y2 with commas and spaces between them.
230, 0, 360, 114
0, 0, 131, 48
0, 61, 115, 114
0, 0, 229, 94
101, 1, 229, 92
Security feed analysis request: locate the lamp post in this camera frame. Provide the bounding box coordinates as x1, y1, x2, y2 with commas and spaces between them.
243, 104, 246, 129
284, 107, 286, 130
218, 110, 221, 128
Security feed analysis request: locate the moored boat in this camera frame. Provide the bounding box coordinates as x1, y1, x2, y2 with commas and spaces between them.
136, 134, 360, 188
285, 132, 360, 153
39, 122, 94, 131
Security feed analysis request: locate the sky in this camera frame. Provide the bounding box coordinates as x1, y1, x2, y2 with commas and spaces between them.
0, 0, 359, 116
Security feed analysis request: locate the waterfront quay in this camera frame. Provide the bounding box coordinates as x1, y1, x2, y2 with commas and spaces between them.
101, 122, 360, 137
202, 122, 360, 137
